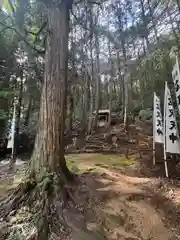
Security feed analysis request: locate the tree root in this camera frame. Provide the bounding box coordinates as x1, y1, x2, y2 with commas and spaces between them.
0, 172, 81, 240
64, 184, 79, 205
0, 179, 36, 219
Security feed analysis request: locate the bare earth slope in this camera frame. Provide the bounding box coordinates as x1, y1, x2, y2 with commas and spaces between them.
0, 154, 180, 239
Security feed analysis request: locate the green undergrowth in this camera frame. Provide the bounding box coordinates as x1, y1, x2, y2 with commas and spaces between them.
0, 154, 136, 201
66, 158, 80, 173
66, 154, 136, 173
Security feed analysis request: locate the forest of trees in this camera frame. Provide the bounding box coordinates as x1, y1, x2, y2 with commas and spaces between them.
1, 0, 180, 138
0, 0, 180, 238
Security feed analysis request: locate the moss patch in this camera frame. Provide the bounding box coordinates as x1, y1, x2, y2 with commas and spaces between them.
66, 154, 136, 173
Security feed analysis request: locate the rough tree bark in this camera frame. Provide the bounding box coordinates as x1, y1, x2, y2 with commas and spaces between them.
30, 0, 73, 179
66, 92, 73, 133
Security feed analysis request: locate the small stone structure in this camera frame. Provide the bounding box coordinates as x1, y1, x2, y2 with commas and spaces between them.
93, 109, 111, 128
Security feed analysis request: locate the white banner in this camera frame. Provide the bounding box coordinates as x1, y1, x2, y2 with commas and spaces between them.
164, 82, 180, 154
7, 101, 16, 149
153, 92, 163, 143
172, 56, 180, 113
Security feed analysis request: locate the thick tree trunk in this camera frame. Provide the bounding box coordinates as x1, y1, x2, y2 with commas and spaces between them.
66, 92, 73, 133
30, 1, 73, 178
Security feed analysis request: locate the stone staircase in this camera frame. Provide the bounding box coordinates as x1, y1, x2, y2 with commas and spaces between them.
84, 133, 110, 152
65, 123, 153, 155
84, 131, 135, 153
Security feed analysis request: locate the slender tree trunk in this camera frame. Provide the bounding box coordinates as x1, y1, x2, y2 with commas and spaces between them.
107, 13, 114, 120
116, 5, 129, 126
129, 73, 133, 119
108, 40, 114, 113
124, 73, 129, 131
82, 72, 89, 133
9, 69, 23, 168
147, 0, 159, 43
139, 0, 149, 51
167, 3, 180, 52
82, 4, 89, 134
80, 30, 88, 133
0, 99, 9, 137
24, 96, 32, 127
116, 50, 124, 111
143, 39, 146, 56
0, 77, 12, 136
87, 6, 95, 134
30, 1, 73, 179
176, 0, 180, 15
88, 83, 94, 134
121, 39, 129, 130
14, 70, 23, 155
93, 33, 101, 129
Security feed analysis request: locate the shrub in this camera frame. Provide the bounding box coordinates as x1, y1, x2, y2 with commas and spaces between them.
139, 108, 153, 121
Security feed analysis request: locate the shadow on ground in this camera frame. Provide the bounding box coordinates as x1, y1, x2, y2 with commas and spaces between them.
68, 156, 180, 240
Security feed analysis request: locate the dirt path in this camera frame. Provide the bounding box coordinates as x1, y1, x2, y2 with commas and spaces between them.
67, 154, 180, 240
0, 154, 180, 240
85, 170, 177, 240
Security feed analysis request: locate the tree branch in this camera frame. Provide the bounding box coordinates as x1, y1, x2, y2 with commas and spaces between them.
8, 0, 15, 14
0, 22, 45, 54
34, 21, 47, 44
71, 9, 121, 49
36, 21, 47, 36
25, 21, 47, 45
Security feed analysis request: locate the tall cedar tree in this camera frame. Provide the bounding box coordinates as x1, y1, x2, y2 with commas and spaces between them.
30, 0, 74, 179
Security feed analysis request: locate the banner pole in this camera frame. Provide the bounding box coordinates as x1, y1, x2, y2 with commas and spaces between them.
9, 99, 16, 169
153, 92, 156, 165
164, 82, 169, 178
